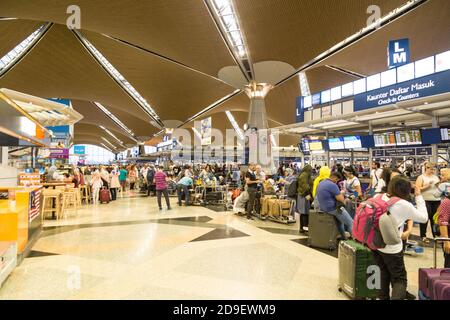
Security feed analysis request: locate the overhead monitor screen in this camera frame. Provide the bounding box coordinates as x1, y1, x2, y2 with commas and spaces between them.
343, 136, 362, 149
328, 137, 344, 150
395, 130, 422, 146
321, 90, 331, 104
381, 69, 397, 87
415, 56, 435, 78
308, 140, 323, 151
366, 73, 381, 91
397, 62, 415, 83
353, 78, 366, 95
341, 82, 353, 97
300, 139, 310, 152
303, 95, 312, 108
435, 50, 450, 72
330, 86, 342, 101
441, 128, 450, 141
374, 132, 396, 147
312, 93, 321, 106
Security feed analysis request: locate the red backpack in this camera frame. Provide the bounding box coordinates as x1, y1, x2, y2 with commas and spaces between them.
352, 194, 401, 250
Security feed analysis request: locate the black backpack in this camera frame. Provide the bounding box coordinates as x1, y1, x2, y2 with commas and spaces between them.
147, 169, 155, 184
287, 179, 298, 198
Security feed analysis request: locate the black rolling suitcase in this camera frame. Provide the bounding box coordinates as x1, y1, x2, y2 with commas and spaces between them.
204, 191, 223, 205
307, 210, 339, 250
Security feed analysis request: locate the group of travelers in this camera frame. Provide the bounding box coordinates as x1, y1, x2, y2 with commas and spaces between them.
289, 160, 450, 300
45, 158, 450, 300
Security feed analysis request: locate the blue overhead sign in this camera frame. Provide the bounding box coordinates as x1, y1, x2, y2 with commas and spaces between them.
73, 145, 85, 155
388, 38, 410, 69
354, 70, 450, 111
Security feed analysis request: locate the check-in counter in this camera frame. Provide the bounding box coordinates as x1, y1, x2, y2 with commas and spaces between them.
0, 186, 43, 259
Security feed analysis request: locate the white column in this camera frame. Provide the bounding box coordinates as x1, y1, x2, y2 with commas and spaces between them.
1, 147, 8, 165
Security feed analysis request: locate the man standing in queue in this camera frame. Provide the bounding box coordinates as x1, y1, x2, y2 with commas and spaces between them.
245, 163, 260, 220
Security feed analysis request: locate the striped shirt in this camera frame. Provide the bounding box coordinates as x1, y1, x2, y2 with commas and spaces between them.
154, 171, 167, 190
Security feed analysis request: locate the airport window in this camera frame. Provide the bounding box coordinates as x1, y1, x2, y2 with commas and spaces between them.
69, 144, 115, 164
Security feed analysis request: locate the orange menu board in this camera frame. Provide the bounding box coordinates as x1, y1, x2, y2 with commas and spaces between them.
19, 173, 41, 186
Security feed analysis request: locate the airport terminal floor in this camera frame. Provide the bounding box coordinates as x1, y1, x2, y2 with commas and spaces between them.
0, 191, 440, 300
1, 0, 450, 308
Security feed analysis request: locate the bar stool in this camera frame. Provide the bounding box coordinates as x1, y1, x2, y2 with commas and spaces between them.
79, 184, 91, 204
42, 189, 62, 220
61, 189, 78, 218
75, 187, 82, 206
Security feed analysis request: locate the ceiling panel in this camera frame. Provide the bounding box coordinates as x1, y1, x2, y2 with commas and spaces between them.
305, 66, 359, 94
319, 0, 450, 75
235, 0, 406, 68
74, 109, 136, 144
0, 0, 237, 77
0, 24, 158, 138
0, 19, 43, 58
83, 31, 235, 123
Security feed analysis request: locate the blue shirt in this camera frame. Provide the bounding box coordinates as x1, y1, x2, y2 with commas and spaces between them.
178, 176, 193, 186
316, 179, 340, 212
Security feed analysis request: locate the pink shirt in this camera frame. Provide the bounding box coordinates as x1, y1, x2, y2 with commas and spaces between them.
154, 171, 167, 190
438, 198, 450, 235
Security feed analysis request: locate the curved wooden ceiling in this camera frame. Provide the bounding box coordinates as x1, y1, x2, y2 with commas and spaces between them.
0, 19, 43, 58
0, 0, 448, 148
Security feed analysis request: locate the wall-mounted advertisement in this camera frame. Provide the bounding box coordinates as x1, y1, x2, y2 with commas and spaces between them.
200, 117, 212, 146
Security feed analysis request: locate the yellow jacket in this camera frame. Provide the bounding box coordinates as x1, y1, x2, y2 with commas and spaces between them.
312, 166, 331, 198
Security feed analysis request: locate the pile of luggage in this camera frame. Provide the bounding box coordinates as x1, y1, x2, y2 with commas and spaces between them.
232, 189, 295, 224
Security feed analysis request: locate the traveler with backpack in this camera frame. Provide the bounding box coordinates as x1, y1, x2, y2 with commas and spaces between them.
362, 175, 428, 300
316, 172, 354, 240
416, 162, 440, 243
146, 165, 156, 197
297, 164, 313, 233
285, 169, 298, 218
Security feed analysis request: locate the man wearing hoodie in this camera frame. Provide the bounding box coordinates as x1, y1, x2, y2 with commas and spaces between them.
312, 166, 331, 200
297, 165, 314, 233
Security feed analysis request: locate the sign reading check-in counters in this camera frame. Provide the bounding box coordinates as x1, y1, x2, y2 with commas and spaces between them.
373, 147, 432, 157
354, 70, 450, 111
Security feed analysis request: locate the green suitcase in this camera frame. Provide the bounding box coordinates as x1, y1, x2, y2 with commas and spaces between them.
338, 240, 380, 299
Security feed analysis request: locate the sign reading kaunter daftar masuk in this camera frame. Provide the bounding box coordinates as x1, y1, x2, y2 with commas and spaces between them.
354, 69, 450, 111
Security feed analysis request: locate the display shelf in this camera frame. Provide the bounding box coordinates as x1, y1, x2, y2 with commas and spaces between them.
0, 242, 17, 288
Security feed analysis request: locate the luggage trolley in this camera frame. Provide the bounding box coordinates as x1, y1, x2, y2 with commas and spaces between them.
189, 186, 205, 206
267, 196, 296, 224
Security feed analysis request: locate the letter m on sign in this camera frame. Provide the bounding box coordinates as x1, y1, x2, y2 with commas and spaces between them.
388, 38, 410, 69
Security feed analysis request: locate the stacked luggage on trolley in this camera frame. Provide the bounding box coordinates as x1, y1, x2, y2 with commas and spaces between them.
233, 185, 296, 224
188, 178, 232, 210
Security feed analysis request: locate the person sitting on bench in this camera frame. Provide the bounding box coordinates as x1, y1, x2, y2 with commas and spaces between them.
316, 172, 354, 240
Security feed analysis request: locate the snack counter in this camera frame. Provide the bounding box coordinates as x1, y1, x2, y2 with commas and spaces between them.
0, 186, 43, 259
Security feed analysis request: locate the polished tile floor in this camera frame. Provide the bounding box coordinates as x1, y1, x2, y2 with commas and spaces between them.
0, 192, 442, 300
